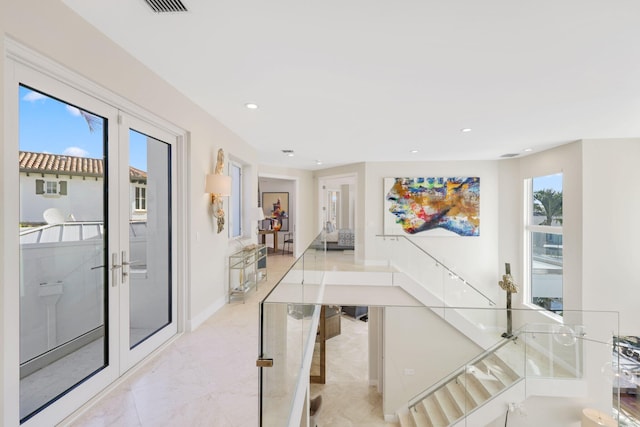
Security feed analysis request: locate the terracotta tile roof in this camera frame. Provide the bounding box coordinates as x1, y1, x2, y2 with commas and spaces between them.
19, 151, 146, 180
129, 166, 147, 182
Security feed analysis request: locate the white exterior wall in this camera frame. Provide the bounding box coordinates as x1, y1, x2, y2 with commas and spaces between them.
19, 173, 103, 223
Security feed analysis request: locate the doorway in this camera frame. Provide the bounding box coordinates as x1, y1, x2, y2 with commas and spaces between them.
258, 175, 297, 255
8, 58, 180, 425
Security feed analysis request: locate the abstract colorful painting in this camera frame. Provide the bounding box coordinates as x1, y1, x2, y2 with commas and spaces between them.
383, 177, 480, 236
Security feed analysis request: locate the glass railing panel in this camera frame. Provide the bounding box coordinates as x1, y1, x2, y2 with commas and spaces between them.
405, 308, 618, 427
376, 235, 496, 308
260, 232, 622, 426
377, 236, 446, 301
260, 234, 327, 427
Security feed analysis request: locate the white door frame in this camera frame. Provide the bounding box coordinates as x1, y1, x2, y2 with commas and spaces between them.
3, 39, 188, 427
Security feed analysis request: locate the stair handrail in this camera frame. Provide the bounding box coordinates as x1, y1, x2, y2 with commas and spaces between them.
377, 234, 496, 306
407, 331, 521, 409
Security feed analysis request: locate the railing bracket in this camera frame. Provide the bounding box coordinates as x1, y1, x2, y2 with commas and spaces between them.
256, 358, 274, 368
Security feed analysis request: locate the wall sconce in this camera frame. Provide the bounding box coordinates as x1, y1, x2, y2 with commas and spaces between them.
205, 149, 232, 234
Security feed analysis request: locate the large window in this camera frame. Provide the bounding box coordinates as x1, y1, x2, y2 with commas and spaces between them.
526, 173, 563, 314
230, 162, 242, 238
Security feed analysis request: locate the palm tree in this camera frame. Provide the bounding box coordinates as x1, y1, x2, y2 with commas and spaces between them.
533, 189, 562, 225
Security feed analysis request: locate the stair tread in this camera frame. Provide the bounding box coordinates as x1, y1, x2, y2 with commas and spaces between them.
462, 373, 491, 405
444, 381, 472, 415
434, 388, 463, 423
399, 410, 417, 427
486, 352, 522, 382
399, 335, 580, 426
410, 406, 432, 427
422, 395, 448, 427
470, 362, 506, 395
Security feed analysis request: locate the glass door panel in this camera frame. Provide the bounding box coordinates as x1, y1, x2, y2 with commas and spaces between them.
18, 84, 111, 422
119, 116, 177, 371
128, 129, 172, 349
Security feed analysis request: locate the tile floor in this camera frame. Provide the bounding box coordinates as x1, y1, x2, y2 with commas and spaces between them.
67, 251, 395, 427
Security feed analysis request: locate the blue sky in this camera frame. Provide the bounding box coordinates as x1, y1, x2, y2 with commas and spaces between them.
19, 85, 147, 171
533, 173, 562, 192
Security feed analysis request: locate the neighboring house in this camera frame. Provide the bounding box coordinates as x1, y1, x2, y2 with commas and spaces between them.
19, 151, 147, 224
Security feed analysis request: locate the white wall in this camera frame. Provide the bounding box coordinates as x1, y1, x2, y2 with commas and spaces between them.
582, 139, 640, 335
498, 141, 613, 415
19, 173, 103, 222
383, 306, 482, 415
498, 142, 583, 317
365, 161, 501, 302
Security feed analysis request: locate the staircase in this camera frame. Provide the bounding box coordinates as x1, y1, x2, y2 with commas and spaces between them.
398, 334, 577, 427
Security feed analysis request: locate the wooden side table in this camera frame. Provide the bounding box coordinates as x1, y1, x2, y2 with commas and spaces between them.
258, 229, 278, 253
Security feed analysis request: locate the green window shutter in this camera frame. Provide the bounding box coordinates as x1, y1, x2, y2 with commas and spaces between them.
59, 181, 67, 195
36, 179, 44, 195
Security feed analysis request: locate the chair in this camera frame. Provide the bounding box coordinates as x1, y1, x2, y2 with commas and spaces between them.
282, 232, 294, 254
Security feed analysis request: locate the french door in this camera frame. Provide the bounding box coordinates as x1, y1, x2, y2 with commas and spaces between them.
9, 59, 178, 426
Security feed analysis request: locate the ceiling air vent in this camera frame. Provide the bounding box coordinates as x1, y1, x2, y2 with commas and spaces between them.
143, 0, 188, 13
500, 153, 519, 158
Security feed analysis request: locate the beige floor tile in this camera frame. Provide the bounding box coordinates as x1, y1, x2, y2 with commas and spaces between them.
69, 251, 393, 426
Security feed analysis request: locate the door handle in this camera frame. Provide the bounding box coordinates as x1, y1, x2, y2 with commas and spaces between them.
111, 252, 121, 287
121, 250, 129, 283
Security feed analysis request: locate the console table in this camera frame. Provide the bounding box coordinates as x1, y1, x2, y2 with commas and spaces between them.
228, 244, 267, 303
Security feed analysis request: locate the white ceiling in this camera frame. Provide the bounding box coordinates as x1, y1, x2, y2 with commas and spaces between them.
63, 0, 640, 170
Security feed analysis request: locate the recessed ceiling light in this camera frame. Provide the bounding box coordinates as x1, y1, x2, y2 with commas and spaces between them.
461, 128, 472, 133
245, 103, 259, 109
523, 148, 533, 152
282, 149, 294, 157
316, 160, 323, 165
410, 150, 419, 154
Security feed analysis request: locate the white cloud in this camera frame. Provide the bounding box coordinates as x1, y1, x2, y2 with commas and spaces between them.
66, 105, 81, 116
63, 147, 89, 157
22, 91, 48, 102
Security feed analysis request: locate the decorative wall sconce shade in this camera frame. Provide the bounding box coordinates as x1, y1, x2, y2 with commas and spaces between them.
206, 148, 231, 233
205, 174, 232, 203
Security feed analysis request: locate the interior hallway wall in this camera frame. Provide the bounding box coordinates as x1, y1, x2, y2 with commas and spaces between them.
365, 160, 501, 303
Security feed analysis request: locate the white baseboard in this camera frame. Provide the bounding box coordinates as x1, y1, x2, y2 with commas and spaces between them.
188, 295, 227, 331
384, 414, 399, 423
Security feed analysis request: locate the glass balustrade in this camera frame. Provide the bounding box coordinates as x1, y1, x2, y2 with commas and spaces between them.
258, 234, 622, 427
259, 237, 327, 427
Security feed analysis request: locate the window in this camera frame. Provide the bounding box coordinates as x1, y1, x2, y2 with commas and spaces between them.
230, 162, 242, 238
135, 186, 146, 211
526, 174, 563, 314
45, 181, 57, 194
35, 179, 67, 196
